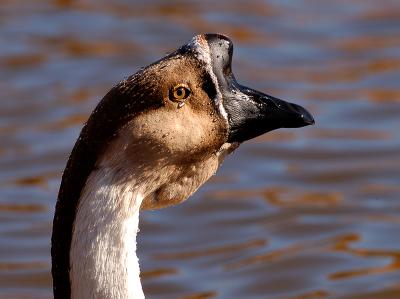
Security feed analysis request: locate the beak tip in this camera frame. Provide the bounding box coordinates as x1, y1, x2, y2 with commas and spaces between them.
298, 104, 315, 126
301, 113, 315, 126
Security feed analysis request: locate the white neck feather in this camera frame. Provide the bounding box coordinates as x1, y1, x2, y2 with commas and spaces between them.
68, 135, 237, 299
70, 169, 145, 299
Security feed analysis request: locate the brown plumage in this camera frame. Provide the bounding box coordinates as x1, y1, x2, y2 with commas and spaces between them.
52, 33, 314, 299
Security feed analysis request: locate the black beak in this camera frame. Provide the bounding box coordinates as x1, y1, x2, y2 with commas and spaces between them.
202, 33, 315, 143
224, 83, 315, 143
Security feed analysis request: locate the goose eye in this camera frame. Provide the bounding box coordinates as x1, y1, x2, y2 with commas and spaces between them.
171, 84, 191, 101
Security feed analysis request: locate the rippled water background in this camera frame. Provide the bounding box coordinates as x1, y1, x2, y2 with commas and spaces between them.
1, 0, 400, 298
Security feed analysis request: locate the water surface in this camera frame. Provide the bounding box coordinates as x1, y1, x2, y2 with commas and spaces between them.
1, 0, 400, 298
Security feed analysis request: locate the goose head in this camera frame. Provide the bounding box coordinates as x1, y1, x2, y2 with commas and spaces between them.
97, 33, 314, 210
52, 33, 314, 299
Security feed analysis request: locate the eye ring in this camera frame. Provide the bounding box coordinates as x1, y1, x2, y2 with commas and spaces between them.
170, 84, 191, 102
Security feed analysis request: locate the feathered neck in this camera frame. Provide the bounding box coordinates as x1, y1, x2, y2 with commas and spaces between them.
70, 167, 145, 299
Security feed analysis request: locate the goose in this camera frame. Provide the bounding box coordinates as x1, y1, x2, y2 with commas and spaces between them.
51, 33, 314, 299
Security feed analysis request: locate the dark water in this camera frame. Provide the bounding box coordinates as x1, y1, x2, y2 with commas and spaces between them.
1, 0, 400, 298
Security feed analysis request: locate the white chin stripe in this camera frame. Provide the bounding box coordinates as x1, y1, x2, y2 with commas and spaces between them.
187, 35, 228, 122
187, 35, 212, 66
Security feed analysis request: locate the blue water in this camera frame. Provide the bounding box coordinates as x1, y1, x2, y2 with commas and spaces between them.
1, 1, 400, 298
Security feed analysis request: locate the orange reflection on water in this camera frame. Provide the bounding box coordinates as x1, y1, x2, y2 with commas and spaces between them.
281, 289, 330, 299
263, 188, 343, 208
330, 233, 400, 280
154, 239, 266, 261
1, 0, 400, 298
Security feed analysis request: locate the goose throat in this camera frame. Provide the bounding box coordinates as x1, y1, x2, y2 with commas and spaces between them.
70, 168, 144, 299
